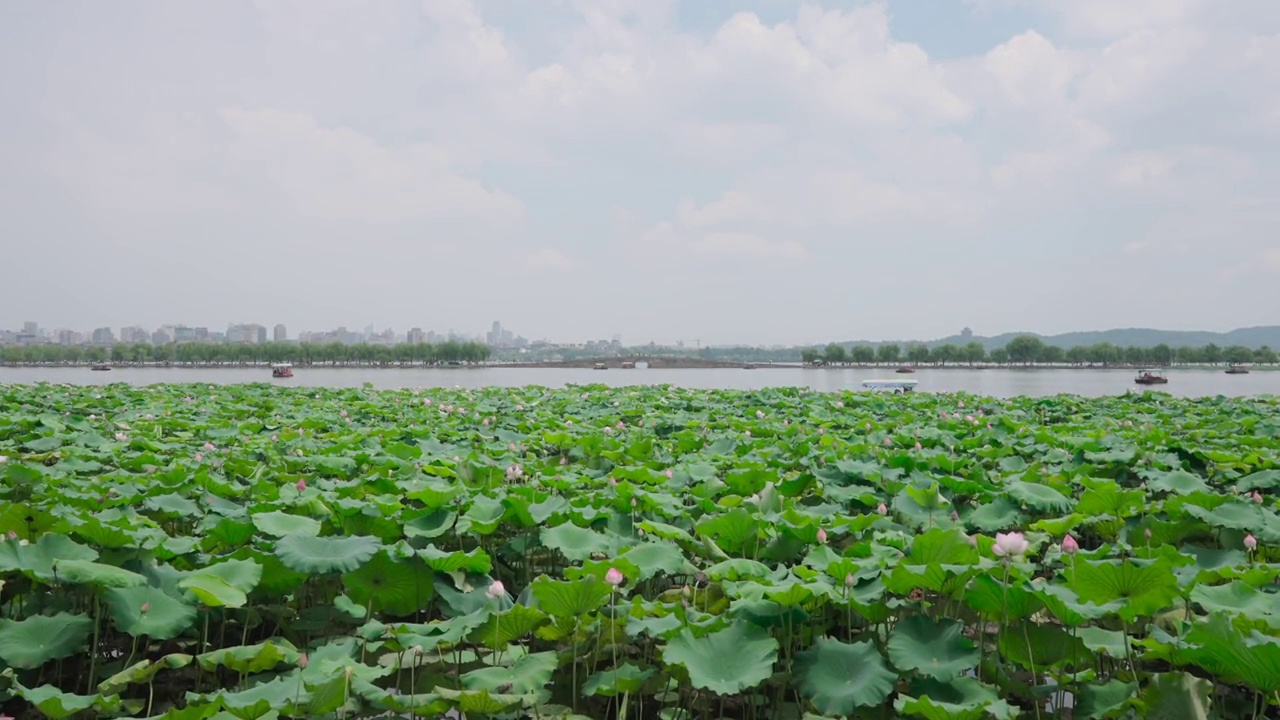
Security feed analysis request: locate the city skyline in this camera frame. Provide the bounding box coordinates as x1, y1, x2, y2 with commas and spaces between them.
2, 2, 1278, 346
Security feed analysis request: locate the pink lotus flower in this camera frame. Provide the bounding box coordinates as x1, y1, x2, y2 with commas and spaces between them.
617, 421, 626, 429
203, 442, 216, 451
665, 469, 674, 479
140, 602, 151, 613
992, 532, 1030, 558
506, 465, 523, 481
915, 442, 923, 450
844, 573, 854, 587
817, 528, 828, 544
423, 398, 432, 406
965, 415, 974, 423
296, 479, 307, 491
115, 432, 128, 442
6, 531, 16, 539
515, 404, 523, 411
145, 414, 154, 420
883, 436, 892, 446
958, 400, 965, 408
508, 442, 517, 451
835, 401, 844, 408
1244, 534, 1258, 551
745, 430, 751, 437
340, 410, 348, 418
1252, 491, 1264, 504
609, 477, 617, 486
877, 502, 888, 515
756, 410, 765, 419
1062, 535, 1079, 554
482, 418, 489, 426
560, 456, 568, 465
605, 567, 625, 586
486, 581, 505, 600
298, 653, 309, 669
194, 453, 203, 462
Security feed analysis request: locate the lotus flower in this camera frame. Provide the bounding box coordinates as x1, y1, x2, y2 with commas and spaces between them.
604, 426, 614, 434
482, 418, 489, 426
1244, 534, 1258, 551
423, 398, 432, 405
115, 432, 128, 442
605, 567, 625, 586
194, 452, 204, 462
1252, 491, 1264, 504
883, 436, 892, 446
756, 410, 765, 419
836, 401, 844, 408
915, 441, 923, 450
992, 532, 1030, 558
486, 581, 505, 600
7, 531, 16, 539
1062, 534, 1079, 554
566, 420, 573, 426
665, 468, 674, 479
0, 456, 7, 464
271, 434, 278, 442
844, 573, 854, 587
745, 430, 751, 437
877, 502, 888, 515
560, 455, 568, 465
140, 602, 151, 613
298, 653, 309, 669
609, 477, 617, 486
506, 465, 523, 481
296, 479, 307, 491
617, 421, 625, 429
340, 410, 348, 418
203, 442, 216, 451
515, 404, 523, 411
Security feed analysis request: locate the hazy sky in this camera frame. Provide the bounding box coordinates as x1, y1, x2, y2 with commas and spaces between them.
2, 1, 1278, 346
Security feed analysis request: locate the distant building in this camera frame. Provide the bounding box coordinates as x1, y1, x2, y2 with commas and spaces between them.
55, 329, 82, 345
407, 328, 426, 344
91, 327, 115, 345
274, 324, 287, 343
227, 323, 268, 344
119, 326, 148, 344
22, 321, 38, 336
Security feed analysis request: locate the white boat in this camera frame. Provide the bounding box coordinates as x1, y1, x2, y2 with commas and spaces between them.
861, 379, 918, 393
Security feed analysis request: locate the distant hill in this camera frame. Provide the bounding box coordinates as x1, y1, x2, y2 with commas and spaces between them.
837, 326, 1280, 350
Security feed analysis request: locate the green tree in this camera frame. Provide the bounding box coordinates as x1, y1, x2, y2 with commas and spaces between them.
1004, 335, 1044, 365
851, 345, 876, 364
823, 343, 846, 365
932, 344, 958, 365
962, 341, 986, 365
801, 348, 821, 364
906, 343, 930, 364
876, 343, 901, 364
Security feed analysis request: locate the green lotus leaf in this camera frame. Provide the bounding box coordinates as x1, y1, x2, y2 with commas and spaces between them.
1190, 582, 1280, 625
179, 573, 247, 608
794, 638, 896, 714
52, 558, 147, 588
274, 534, 382, 574
1004, 480, 1073, 512
98, 654, 193, 694
887, 615, 980, 680
0, 533, 98, 577
418, 545, 492, 574
662, 621, 779, 695
0, 612, 94, 668
470, 604, 549, 647
965, 498, 1024, 532
433, 687, 533, 714
11, 683, 107, 719
251, 510, 322, 537
694, 507, 761, 556
906, 527, 979, 565
893, 677, 1017, 720
1145, 470, 1210, 495
1069, 557, 1180, 620
461, 650, 558, 696
582, 663, 656, 697
106, 585, 198, 639
616, 540, 690, 582
197, 639, 300, 674
1237, 469, 1280, 491
540, 522, 615, 562
1139, 672, 1213, 720
530, 576, 613, 618
1075, 678, 1138, 719
402, 509, 457, 539
1185, 612, 1280, 692
341, 550, 436, 617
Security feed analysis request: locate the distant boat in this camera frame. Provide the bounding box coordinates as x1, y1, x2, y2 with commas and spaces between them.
91, 363, 112, 371
271, 363, 294, 379
1134, 369, 1168, 385
593, 362, 607, 370
621, 361, 636, 369
896, 367, 915, 374
1225, 364, 1250, 375
862, 379, 918, 394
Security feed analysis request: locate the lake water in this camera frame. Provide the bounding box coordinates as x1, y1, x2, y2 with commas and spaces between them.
1, 366, 1276, 398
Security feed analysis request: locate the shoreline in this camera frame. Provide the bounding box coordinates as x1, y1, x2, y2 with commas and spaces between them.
1, 362, 1273, 372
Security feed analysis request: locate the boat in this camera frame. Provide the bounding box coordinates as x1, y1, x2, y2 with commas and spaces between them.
593, 362, 607, 370
1134, 369, 1168, 385
271, 363, 294, 379
895, 367, 915, 374
621, 361, 635, 369
1225, 364, 1250, 375
861, 379, 918, 394
90, 363, 112, 371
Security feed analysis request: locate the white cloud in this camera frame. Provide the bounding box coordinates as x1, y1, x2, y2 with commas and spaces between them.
693, 232, 808, 261
523, 248, 578, 272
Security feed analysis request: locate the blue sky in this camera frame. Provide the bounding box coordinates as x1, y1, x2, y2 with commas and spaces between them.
1, 0, 1278, 345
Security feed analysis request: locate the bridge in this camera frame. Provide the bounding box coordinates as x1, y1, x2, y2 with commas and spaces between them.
492, 355, 765, 369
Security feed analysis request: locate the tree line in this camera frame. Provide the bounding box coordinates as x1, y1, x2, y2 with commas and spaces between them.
0, 341, 492, 366
801, 336, 1277, 366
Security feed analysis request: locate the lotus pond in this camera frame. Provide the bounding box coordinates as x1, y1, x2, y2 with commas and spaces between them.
1, 383, 1279, 720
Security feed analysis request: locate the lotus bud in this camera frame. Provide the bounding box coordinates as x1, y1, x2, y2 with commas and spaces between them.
296, 478, 307, 491
1062, 535, 1079, 554
883, 436, 892, 446
818, 428, 825, 435
665, 469, 674, 479
1244, 534, 1258, 551
951, 510, 959, 521
515, 404, 522, 411
605, 567, 625, 586
844, 573, 854, 587
836, 401, 844, 408
194, 453, 203, 462
745, 430, 751, 437
1252, 491, 1263, 504
609, 477, 617, 486
7, 531, 16, 539
817, 528, 828, 544
1143, 528, 1152, 539
482, 418, 489, 426
915, 442, 922, 450
877, 502, 888, 515
486, 581, 505, 600
140, 602, 151, 613
298, 653, 309, 669
682, 585, 692, 597
631, 498, 637, 508
0, 455, 7, 464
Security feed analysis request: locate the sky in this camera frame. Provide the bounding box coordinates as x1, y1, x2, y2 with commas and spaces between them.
1, 0, 1278, 346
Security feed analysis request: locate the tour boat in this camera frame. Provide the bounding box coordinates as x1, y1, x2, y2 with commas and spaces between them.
1225, 364, 1250, 375
896, 367, 916, 374
861, 379, 918, 393
1134, 369, 1168, 385
271, 363, 294, 379
91, 363, 112, 371
593, 362, 607, 370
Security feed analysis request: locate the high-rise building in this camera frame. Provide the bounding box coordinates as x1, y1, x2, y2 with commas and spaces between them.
274, 324, 287, 342
119, 326, 148, 344
226, 323, 268, 344
91, 327, 115, 345
22, 321, 38, 335
407, 328, 426, 344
